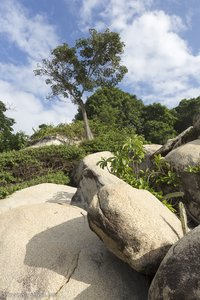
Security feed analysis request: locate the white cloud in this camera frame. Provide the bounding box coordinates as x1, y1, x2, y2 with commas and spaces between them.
0, 0, 59, 61
0, 62, 50, 98
78, 0, 154, 30
0, 0, 78, 134
81, 0, 102, 22
120, 11, 200, 105
1, 80, 77, 134
101, 0, 154, 30
76, 0, 200, 107
121, 11, 190, 81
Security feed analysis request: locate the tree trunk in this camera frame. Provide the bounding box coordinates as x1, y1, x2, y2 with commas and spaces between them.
79, 100, 94, 140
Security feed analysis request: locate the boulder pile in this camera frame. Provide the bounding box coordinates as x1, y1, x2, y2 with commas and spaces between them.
71, 133, 200, 298
0, 127, 200, 298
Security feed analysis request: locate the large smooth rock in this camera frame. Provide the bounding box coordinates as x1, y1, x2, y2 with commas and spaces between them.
71, 151, 122, 210
0, 203, 148, 300
87, 183, 183, 274
0, 183, 76, 214
166, 139, 200, 223
72, 151, 113, 186
148, 225, 200, 300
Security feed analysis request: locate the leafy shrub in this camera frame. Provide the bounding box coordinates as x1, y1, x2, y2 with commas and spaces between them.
31, 121, 84, 142
0, 144, 85, 199
81, 127, 139, 154
0, 171, 70, 199
98, 136, 181, 212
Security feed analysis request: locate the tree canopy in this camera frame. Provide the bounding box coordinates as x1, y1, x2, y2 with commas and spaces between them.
141, 103, 177, 144
75, 87, 144, 132
75, 90, 177, 144
0, 101, 14, 133
173, 97, 200, 133
34, 28, 128, 140
0, 101, 27, 152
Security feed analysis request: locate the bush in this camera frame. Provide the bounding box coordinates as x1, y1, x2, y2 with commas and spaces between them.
0, 144, 85, 199
80, 127, 140, 154
30, 121, 84, 142
98, 136, 181, 212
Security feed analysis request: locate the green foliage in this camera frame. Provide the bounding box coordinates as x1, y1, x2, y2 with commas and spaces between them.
150, 154, 180, 188
75, 87, 144, 132
31, 118, 138, 154
75, 91, 179, 144
0, 171, 69, 199
0, 100, 28, 152
0, 131, 28, 152
141, 103, 177, 144
0, 144, 85, 199
0, 101, 15, 132
173, 97, 200, 133
186, 165, 200, 173
98, 135, 145, 178
142, 120, 176, 144
81, 127, 138, 153
31, 121, 84, 142
98, 136, 180, 212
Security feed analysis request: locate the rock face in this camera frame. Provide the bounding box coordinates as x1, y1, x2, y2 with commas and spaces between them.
0, 183, 76, 214
148, 225, 200, 300
140, 144, 162, 170
0, 203, 149, 300
72, 151, 113, 186
87, 183, 183, 274
71, 151, 123, 210
29, 134, 78, 148
166, 139, 200, 223
71, 151, 183, 274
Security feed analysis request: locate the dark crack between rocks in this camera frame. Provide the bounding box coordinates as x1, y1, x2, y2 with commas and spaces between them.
54, 251, 81, 296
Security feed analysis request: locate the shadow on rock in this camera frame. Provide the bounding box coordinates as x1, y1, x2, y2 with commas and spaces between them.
24, 216, 149, 300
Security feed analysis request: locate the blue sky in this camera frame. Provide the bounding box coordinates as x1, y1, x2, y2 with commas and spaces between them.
1, 0, 200, 134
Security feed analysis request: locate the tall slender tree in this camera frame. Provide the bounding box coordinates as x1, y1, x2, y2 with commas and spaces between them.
34, 28, 128, 140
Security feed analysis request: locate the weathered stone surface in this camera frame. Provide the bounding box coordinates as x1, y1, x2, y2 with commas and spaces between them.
87, 183, 183, 274
0, 183, 76, 214
148, 225, 200, 300
0, 203, 149, 300
166, 139, 200, 223
140, 144, 162, 170
71, 151, 122, 210
72, 151, 113, 186
166, 139, 200, 170
28, 134, 80, 148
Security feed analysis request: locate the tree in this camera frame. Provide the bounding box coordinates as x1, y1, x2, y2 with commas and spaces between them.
0, 101, 15, 132
173, 97, 200, 133
141, 103, 177, 144
0, 101, 28, 152
0, 101, 15, 152
75, 87, 144, 133
34, 28, 128, 140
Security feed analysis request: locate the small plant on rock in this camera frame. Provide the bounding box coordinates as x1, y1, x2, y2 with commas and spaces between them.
98, 135, 181, 212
